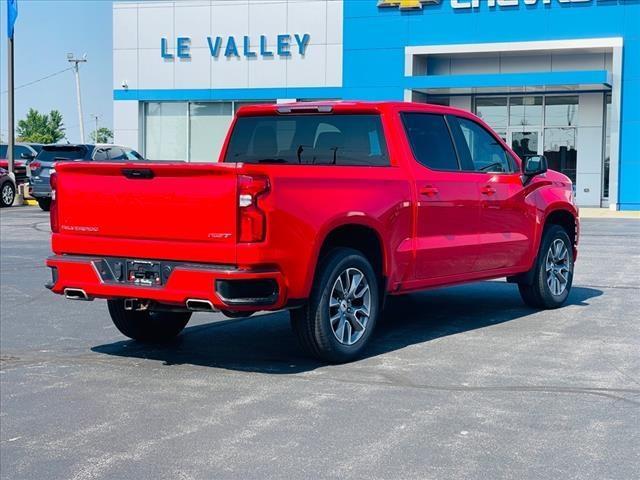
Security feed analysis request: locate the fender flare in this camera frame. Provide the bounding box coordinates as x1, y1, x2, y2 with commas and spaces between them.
509, 203, 578, 285
300, 214, 390, 298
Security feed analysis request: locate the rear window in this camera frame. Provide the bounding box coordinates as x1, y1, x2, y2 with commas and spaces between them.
36, 146, 89, 162
224, 114, 389, 166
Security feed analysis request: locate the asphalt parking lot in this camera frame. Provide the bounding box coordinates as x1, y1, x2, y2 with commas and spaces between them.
1, 206, 638, 479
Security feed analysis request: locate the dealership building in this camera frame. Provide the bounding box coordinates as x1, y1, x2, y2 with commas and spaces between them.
113, 0, 640, 210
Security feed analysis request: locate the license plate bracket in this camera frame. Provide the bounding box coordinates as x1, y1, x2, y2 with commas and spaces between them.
126, 260, 162, 286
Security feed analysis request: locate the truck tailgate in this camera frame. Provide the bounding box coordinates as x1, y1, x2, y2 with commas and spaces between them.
53, 162, 238, 264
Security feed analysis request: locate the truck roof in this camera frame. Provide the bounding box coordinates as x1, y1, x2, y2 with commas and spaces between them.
235, 101, 473, 118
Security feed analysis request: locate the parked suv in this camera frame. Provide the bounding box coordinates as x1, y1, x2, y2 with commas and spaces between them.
45, 102, 578, 363
30, 144, 143, 211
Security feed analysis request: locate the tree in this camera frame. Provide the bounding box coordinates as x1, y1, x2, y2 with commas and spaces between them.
16, 109, 65, 144
90, 127, 114, 144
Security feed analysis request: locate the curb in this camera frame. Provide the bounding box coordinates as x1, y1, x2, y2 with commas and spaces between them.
24, 199, 38, 206
580, 208, 640, 219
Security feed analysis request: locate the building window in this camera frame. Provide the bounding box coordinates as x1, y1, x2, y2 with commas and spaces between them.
475, 97, 508, 130
145, 102, 188, 161
544, 127, 577, 185
425, 95, 450, 107
545, 96, 579, 127
189, 103, 233, 162
509, 96, 543, 127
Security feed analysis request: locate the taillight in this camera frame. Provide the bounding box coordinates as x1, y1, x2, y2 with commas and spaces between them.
29, 160, 41, 174
237, 174, 270, 243
50, 172, 59, 233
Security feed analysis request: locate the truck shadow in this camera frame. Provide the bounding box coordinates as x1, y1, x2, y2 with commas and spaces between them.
91, 282, 602, 374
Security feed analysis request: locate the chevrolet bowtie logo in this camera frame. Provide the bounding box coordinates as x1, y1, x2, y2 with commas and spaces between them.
378, 0, 440, 10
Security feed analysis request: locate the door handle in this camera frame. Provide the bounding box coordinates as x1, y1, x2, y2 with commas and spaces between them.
420, 185, 439, 197
480, 185, 496, 196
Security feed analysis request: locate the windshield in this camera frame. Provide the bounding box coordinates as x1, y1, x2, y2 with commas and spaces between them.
36, 146, 89, 162
224, 114, 389, 166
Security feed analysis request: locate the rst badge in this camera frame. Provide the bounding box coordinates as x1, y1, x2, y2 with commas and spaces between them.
378, 0, 441, 10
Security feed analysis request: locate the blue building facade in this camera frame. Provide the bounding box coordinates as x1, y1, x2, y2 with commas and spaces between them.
113, 0, 639, 209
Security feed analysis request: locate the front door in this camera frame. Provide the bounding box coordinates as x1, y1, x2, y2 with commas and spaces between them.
452, 117, 534, 272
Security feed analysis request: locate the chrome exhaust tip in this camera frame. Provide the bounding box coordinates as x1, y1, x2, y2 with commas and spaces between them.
64, 288, 92, 301
186, 299, 215, 312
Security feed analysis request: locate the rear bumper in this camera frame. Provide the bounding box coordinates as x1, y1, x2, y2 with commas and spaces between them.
46, 255, 288, 311
29, 179, 51, 198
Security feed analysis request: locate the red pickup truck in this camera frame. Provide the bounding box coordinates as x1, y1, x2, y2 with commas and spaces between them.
46, 102, 578, 363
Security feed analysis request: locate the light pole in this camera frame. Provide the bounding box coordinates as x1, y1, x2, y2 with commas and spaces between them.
67, 53, 87, 143
91, 114, 100, 143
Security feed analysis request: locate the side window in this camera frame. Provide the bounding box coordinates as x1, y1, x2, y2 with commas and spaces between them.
109, 147, 127, 160
401, 113, 459, 171
451, 116, 513, 173
93, 148, 108, 161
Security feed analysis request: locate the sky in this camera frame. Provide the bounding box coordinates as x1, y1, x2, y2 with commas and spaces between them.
0, 0, 113, 144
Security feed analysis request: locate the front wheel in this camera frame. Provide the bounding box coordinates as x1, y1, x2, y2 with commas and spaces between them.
518, 225, 574, 309
290, 248, 379, 363
107, 300, 192, 342
37, 197, 51, 212
0, 181, 15, 207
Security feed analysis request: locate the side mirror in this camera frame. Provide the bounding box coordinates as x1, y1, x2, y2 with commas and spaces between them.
20, 152, 34, 160
522, 155, 547, 183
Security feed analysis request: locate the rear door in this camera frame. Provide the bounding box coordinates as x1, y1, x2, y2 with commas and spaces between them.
448, 116, 532, 271
401, 112, 482, 280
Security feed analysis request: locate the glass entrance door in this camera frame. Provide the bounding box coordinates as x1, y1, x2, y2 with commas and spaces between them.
508, 129, 543, 159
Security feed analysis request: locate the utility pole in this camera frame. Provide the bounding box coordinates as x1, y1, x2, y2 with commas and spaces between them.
7, 29, 15, 175
7, 0, 18, 177
67, 53, 87, 143
91, 114, 100, 143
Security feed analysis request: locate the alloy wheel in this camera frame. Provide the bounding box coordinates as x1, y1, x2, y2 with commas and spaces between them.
1, 184, 14, 206
329, 267, 371, 346
545, 239, 570, 296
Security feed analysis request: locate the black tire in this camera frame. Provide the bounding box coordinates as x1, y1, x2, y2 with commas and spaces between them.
0, 181, 15, 207
290, 248, 380, 363
37, 197, 51, 212
518, 225, 574, 309
107, 299, 192, 342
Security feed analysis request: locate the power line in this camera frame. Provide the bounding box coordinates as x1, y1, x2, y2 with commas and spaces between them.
0, 67, 73, 95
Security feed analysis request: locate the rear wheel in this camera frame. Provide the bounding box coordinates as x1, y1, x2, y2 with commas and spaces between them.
37, 197, 51, 212
107, 300, 191, 342
518, 225, 574, 309
0, 181, 15, 207
290, 248, 379, 363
